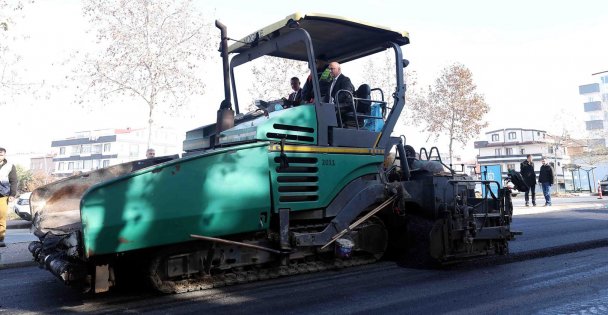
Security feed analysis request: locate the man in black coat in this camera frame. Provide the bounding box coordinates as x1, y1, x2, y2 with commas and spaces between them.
301, 59, 332, 103
538, 157, 554, 206
325, 62, 355, 126
520, 154, 537, 206
326, 62, 354, 104
283, 77, 303, 107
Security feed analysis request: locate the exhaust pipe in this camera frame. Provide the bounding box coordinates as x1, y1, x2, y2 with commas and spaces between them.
28, 241, 43, 261
215, 20, 235, 144
43, 252, 87, 284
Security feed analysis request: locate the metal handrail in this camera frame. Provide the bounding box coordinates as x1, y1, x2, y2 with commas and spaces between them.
335, 89, 386, 129
370, 88, 387, 118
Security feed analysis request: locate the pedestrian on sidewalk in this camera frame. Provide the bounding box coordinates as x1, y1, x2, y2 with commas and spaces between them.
520, 154, 537, 206
539, 157, 554, 206
0, 147, 18, 247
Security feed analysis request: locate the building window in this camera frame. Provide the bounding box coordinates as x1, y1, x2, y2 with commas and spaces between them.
584, 101, 602, 111
59, 147, 66, 155
103, 143, 111, 152
520, 148, 525, 155
71, 145, 80, 155
586, 120, 604, 130
93, 159, 100, 169
92, 144, 102, 154
102, 160, 110, 167
81, 144, 91, 154
495, 149, 502, 156
505, 148, 513, 155
68, 162, 74, 170
507, 132, 516, 140
548, 146, 554, 154
83, 160, 92, 170
58, 162, 65, 171
537, 132, 540, 136
507, 163, 515, 170
491, 134, 499, 141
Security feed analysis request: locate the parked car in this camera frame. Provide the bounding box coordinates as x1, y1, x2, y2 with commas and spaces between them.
13, 192, 32, 221
600, 175, 608, 195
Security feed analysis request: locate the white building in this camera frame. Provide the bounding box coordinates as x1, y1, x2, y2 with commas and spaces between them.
578, 71, 608, 185
51, 127, 182, 178
474, 128, 572, 190
30, 154, 55, 175
579, 71, 608, 147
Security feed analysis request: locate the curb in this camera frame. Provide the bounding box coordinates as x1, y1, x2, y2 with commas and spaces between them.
0, 260, 37, 270
7, 220, 31, 230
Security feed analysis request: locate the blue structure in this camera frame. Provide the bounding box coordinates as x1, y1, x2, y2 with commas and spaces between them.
481, 164, 502, 197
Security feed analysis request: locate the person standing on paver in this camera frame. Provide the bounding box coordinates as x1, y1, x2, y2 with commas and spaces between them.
146, 148, 156, 159
538, 157, 554, 206
520, 154, 537, 207
0, 147, 18, 247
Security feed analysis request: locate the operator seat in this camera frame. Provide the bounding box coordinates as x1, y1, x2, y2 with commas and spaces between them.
355, 84, 372, 115
342, 84, 372, 128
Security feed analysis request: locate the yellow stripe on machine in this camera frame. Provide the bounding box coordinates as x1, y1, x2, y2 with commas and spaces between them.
373, 132, 382, 148
269, 144, 384, 155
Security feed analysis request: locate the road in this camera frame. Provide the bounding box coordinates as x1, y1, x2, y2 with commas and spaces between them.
3, 229, 37, 244
0, 205, 606, 314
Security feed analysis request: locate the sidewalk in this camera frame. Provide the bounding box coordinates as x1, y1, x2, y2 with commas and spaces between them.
7, 219, 31, 230
511, 195, 608, 216
1, 220, 36, 269
0, 242, 35, 269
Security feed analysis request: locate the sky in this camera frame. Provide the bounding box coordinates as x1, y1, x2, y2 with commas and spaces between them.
2, 0, 608, 165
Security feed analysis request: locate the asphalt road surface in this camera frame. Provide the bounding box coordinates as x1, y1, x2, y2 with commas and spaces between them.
1, 206, 606, 314
510, 207, 608, 253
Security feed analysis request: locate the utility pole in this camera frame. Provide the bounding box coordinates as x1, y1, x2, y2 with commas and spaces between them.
554, 144, 559, 194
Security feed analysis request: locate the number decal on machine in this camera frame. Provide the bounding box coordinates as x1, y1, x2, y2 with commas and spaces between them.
322, 159, 336, 166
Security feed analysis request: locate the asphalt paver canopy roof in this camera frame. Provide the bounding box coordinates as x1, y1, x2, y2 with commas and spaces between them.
227, 12, 410, 63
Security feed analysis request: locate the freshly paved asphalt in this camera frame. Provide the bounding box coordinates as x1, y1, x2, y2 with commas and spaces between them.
0, 195, 606, 314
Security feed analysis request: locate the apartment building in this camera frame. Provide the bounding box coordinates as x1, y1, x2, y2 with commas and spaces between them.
580, 71, 608, 147
51, 127, 181, 178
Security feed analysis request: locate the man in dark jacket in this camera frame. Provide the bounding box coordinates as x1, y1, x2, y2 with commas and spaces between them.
538, 157, 554, 206
0, 147, 18, 247
325, 62, 354, 104
283, 77, 303, 107
520, 154, 537, 206
301, 59, 332, 103
325, 62, 355, 126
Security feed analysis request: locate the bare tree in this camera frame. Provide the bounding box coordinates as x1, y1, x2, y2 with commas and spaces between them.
362, 51, 396, 102
362, 50, 418, 127
0, 0, 35, 106
248, 56, 308, 111
410, 63, 489, 163
78, 0, 214, 147
16, 166, 54, 192
363, 51, 419, 97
